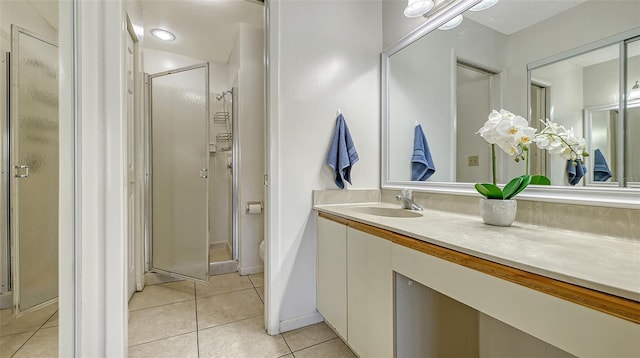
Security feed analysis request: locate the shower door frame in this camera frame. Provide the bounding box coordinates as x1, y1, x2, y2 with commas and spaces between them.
231, 87, 239, 261
145, 63, 211, 283
9, 25, 59, 316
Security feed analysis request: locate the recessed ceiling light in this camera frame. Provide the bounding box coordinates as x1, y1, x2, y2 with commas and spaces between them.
438, 15, 463, 30
469, 0, 499, 12
151, 28, 176, 41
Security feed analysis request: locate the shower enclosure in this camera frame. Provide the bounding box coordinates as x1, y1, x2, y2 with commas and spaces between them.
146, 63, 238, 281
2, 26, 59, 315
208, 87, 238, 274
147, 64, 210, 281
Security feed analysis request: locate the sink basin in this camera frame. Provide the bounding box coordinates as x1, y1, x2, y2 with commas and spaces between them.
351, 207, 423, 218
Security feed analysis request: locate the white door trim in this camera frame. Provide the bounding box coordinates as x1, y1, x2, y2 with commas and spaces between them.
62, 0, 128, 355
58, 1, 76, 356
265, 0, 281, 335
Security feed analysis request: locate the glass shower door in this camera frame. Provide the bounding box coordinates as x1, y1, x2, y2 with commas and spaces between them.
10, 26, 59, 314
149, 64, 210, 282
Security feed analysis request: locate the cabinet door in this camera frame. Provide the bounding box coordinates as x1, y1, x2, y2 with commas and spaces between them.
347, 228, 393, 357
317, 216, 347, 339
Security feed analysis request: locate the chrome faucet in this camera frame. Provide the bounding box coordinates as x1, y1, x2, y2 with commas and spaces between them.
396, 189, 423, 211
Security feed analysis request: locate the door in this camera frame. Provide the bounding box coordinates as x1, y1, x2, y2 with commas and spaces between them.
530, 83, 549, 177
10, 26, 59, 314
347, 227, 393, 357
456, 63, 494, 183
149, 64, 209, 282
126, 29, 136, 298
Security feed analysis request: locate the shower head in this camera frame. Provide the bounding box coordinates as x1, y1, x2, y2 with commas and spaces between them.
216, 90, 232, 101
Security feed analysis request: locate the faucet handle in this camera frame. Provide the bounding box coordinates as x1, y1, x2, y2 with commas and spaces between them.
401, 188, 412, 198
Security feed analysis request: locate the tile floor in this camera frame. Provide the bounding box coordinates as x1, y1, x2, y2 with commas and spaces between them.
209, 247, 232, 263
0, 272, 356, 358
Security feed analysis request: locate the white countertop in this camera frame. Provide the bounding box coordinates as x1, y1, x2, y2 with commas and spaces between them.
314, 202, 640, 302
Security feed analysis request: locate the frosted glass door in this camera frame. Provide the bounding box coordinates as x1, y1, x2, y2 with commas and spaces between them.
10, 26, 59, 314
150, 64, 209, 282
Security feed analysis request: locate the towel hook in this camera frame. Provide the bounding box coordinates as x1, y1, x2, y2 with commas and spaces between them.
336, 108, 342, 116
415, 120, 418, 126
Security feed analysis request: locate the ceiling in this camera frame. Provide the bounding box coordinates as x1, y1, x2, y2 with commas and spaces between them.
464, 0, 588, 35
141, 0, 264, 64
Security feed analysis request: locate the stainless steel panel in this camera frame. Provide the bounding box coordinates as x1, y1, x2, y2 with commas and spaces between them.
150, 64, 209, 282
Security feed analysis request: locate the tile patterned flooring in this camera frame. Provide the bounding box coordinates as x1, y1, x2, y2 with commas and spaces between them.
0, 272, 356, 357
209, 247, 232, 263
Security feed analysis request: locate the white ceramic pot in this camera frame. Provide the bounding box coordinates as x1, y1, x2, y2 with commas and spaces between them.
479, 199, 517, 227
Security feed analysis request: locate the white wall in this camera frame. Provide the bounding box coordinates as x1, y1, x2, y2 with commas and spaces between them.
143, 47, 205, 74
0, 0, 58, 301
268, 0, 381, 333
234, 23, 265, 274
382, 0, 429, 50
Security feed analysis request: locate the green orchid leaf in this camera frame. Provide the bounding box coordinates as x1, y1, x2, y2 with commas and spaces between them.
508, 174, 532, 199
475, 183, 503, 199
502, 176, 524, 199
530, 175, 551, 185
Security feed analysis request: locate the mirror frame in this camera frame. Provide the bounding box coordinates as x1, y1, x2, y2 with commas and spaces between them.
381, 0, 640, 209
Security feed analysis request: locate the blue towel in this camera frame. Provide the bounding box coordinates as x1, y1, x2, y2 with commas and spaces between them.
567, 159, 587, 186
593, 149, 612, 182
327, 114, 359, 189
411, 124, 436, 181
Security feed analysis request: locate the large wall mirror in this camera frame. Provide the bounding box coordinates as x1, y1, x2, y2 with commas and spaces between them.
382, 0, 640, 206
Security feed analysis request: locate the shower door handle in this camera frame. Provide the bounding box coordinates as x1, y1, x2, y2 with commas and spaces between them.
200, 168, 208, 178
14, 165, 29, 178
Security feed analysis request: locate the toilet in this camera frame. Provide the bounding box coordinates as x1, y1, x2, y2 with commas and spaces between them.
259, 240, 265, 262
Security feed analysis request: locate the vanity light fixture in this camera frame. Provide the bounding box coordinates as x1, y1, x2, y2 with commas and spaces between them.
151, 28, 176, 41
630, 80, 640, 101
438, 14, 463, 30
404, 0, 435, 18
469, 0, 499, 12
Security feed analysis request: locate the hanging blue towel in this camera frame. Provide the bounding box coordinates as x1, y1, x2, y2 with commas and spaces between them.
567, 159, 587, 186
412, 124, 436, 181
327, 114, 359, 189
593, 149, 612, 182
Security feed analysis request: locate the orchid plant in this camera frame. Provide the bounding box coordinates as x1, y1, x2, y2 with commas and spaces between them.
475, 109, 588, 200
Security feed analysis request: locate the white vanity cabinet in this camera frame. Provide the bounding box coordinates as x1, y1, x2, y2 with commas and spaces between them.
346, 227, 393, 358
316, 216, 348, 339
316, 216, 394, 357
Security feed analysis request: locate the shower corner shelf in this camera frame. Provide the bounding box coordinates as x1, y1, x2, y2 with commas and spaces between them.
213, 112, 229, 123
216, 133, 232, 142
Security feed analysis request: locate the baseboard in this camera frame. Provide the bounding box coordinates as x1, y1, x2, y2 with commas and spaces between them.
238, 264, 263, 276
209, 260, 238, 275
279, 311, 324, 333
210, 241, 227, 250
226, 242, 232, 259
0, 292, 12, 309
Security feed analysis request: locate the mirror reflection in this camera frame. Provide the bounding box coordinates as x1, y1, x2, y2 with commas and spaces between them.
386, 0, 640, 189
530, 36, 639, 188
